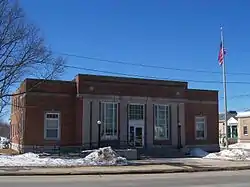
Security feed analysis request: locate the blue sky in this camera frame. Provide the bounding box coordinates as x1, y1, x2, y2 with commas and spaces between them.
19, 0, 250, 113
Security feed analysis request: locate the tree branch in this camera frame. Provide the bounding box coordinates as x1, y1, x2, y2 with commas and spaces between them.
0, 0, 65, 114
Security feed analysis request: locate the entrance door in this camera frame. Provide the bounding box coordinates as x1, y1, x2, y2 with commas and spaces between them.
128, 104, 145, 148
129, 125, 144, 147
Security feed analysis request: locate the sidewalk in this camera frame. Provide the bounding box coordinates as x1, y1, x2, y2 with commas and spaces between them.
0, 158, 250, 176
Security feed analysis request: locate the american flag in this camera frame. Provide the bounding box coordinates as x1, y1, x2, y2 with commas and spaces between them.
218, 42, 226, 65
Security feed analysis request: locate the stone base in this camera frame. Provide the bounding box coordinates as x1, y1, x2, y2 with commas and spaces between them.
115, 149, 138, 160
182, 144, 220, 153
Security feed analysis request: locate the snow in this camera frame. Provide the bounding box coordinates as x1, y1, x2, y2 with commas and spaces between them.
0, 147, 127, 167
229, 143, 250, 150
84, 147, 127, 165
0, 137, 8, 142
189, 147, 249, 161
204, 149, 248, 161
236, 111, 250, 118
0, 137, 9, 149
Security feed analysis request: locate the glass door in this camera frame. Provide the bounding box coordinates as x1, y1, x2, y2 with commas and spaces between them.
129, 125, 144, 147
135, 127, 143, 147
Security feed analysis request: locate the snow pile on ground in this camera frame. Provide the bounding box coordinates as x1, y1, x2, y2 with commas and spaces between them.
204, 149, 248, 161
84, 147, 127, 165
189, 148, 209, 157
0, 137, 9, 149
229, 143, 250, 150
0, 147, 127, 167
189, 148, 249, 161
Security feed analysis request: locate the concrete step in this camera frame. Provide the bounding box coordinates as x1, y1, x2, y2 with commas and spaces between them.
138, 147, 187, 158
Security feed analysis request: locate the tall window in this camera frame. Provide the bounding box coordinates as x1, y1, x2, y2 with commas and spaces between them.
195, 116, 206, 140
100, 102, 118, 139
243, 125, 248, 136
227, 123, 238, 138
44, 112, 60, 140
154, 105, 170, 140
128, 104, 144, 120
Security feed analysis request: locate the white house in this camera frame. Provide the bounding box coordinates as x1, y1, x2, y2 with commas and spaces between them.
219, 111, 238, 145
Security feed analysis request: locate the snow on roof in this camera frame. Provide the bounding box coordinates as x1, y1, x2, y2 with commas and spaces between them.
219, 112, 238, 121
236, 111, 250, 118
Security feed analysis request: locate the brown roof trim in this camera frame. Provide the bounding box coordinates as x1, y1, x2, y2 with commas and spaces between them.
188, 88, 219, 93
76, 74, 188, 87
24, 78, 75, 84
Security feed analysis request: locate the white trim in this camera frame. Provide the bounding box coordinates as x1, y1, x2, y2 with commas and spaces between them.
227, 125, 238, 138
228, 122, 238, 126
195, 116, 207, 140
100, 102, 119, 140
44, 112, 60, 140
128, 103, 145, 147
78, 94, 217, 104
153, 104, 170, 140
128, 124, 144, 148
227, 117, 238, 124
128, 103, 145, 121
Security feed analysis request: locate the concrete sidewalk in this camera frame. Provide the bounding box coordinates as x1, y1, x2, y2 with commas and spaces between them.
1, 158, 250, 176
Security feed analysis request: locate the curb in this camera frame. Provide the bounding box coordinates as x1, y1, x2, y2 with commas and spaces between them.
1, 166, 250, 176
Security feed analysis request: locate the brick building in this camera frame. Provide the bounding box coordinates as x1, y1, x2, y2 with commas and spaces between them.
10, 74, 219, 153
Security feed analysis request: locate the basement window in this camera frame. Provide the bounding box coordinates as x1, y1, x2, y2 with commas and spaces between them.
44, 112, 60, 140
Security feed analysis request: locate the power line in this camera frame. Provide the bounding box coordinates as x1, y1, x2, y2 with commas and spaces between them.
219, 108, 250, 113
56, 51, 250, 76
2, 51, 250, 84
220, 94, 250, 100
63, 63, 250, 85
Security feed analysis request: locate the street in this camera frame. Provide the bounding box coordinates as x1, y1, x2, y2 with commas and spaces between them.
0, 170, 250, 187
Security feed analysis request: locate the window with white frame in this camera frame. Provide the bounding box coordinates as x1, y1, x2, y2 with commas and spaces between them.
227, 123, 238, 138
100, 102, 118, 139
128, 104, 144, 120
195, 116, 206, 140
44, 112, 60, 140
243, 125, 248, 136
154, 105, 170, 140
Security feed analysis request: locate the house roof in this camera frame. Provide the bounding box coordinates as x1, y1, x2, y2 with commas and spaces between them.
236, 111, 250, 118
219, 111, 238, 122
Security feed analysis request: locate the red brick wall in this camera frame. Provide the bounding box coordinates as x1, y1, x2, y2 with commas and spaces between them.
185, 102, 219, 145
12, 75, 219, 148
10, 111, 23, 145
25, 79, 76, 94
24, 93, 77, 146
187, 89, 218, 102
76, 74, 187, 99
10, 86, 26, 147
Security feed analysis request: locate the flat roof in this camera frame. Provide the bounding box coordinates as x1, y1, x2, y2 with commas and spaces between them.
76, 74, 188, 87
237, 111, 250, 118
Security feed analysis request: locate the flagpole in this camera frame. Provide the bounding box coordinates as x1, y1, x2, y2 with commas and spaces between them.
221, 26, 228, 149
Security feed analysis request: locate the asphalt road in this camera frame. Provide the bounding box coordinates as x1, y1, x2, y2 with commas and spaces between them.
0, 170, 250, 187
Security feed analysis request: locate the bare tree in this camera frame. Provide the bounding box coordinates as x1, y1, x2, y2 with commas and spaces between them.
0, 0, 65, 115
